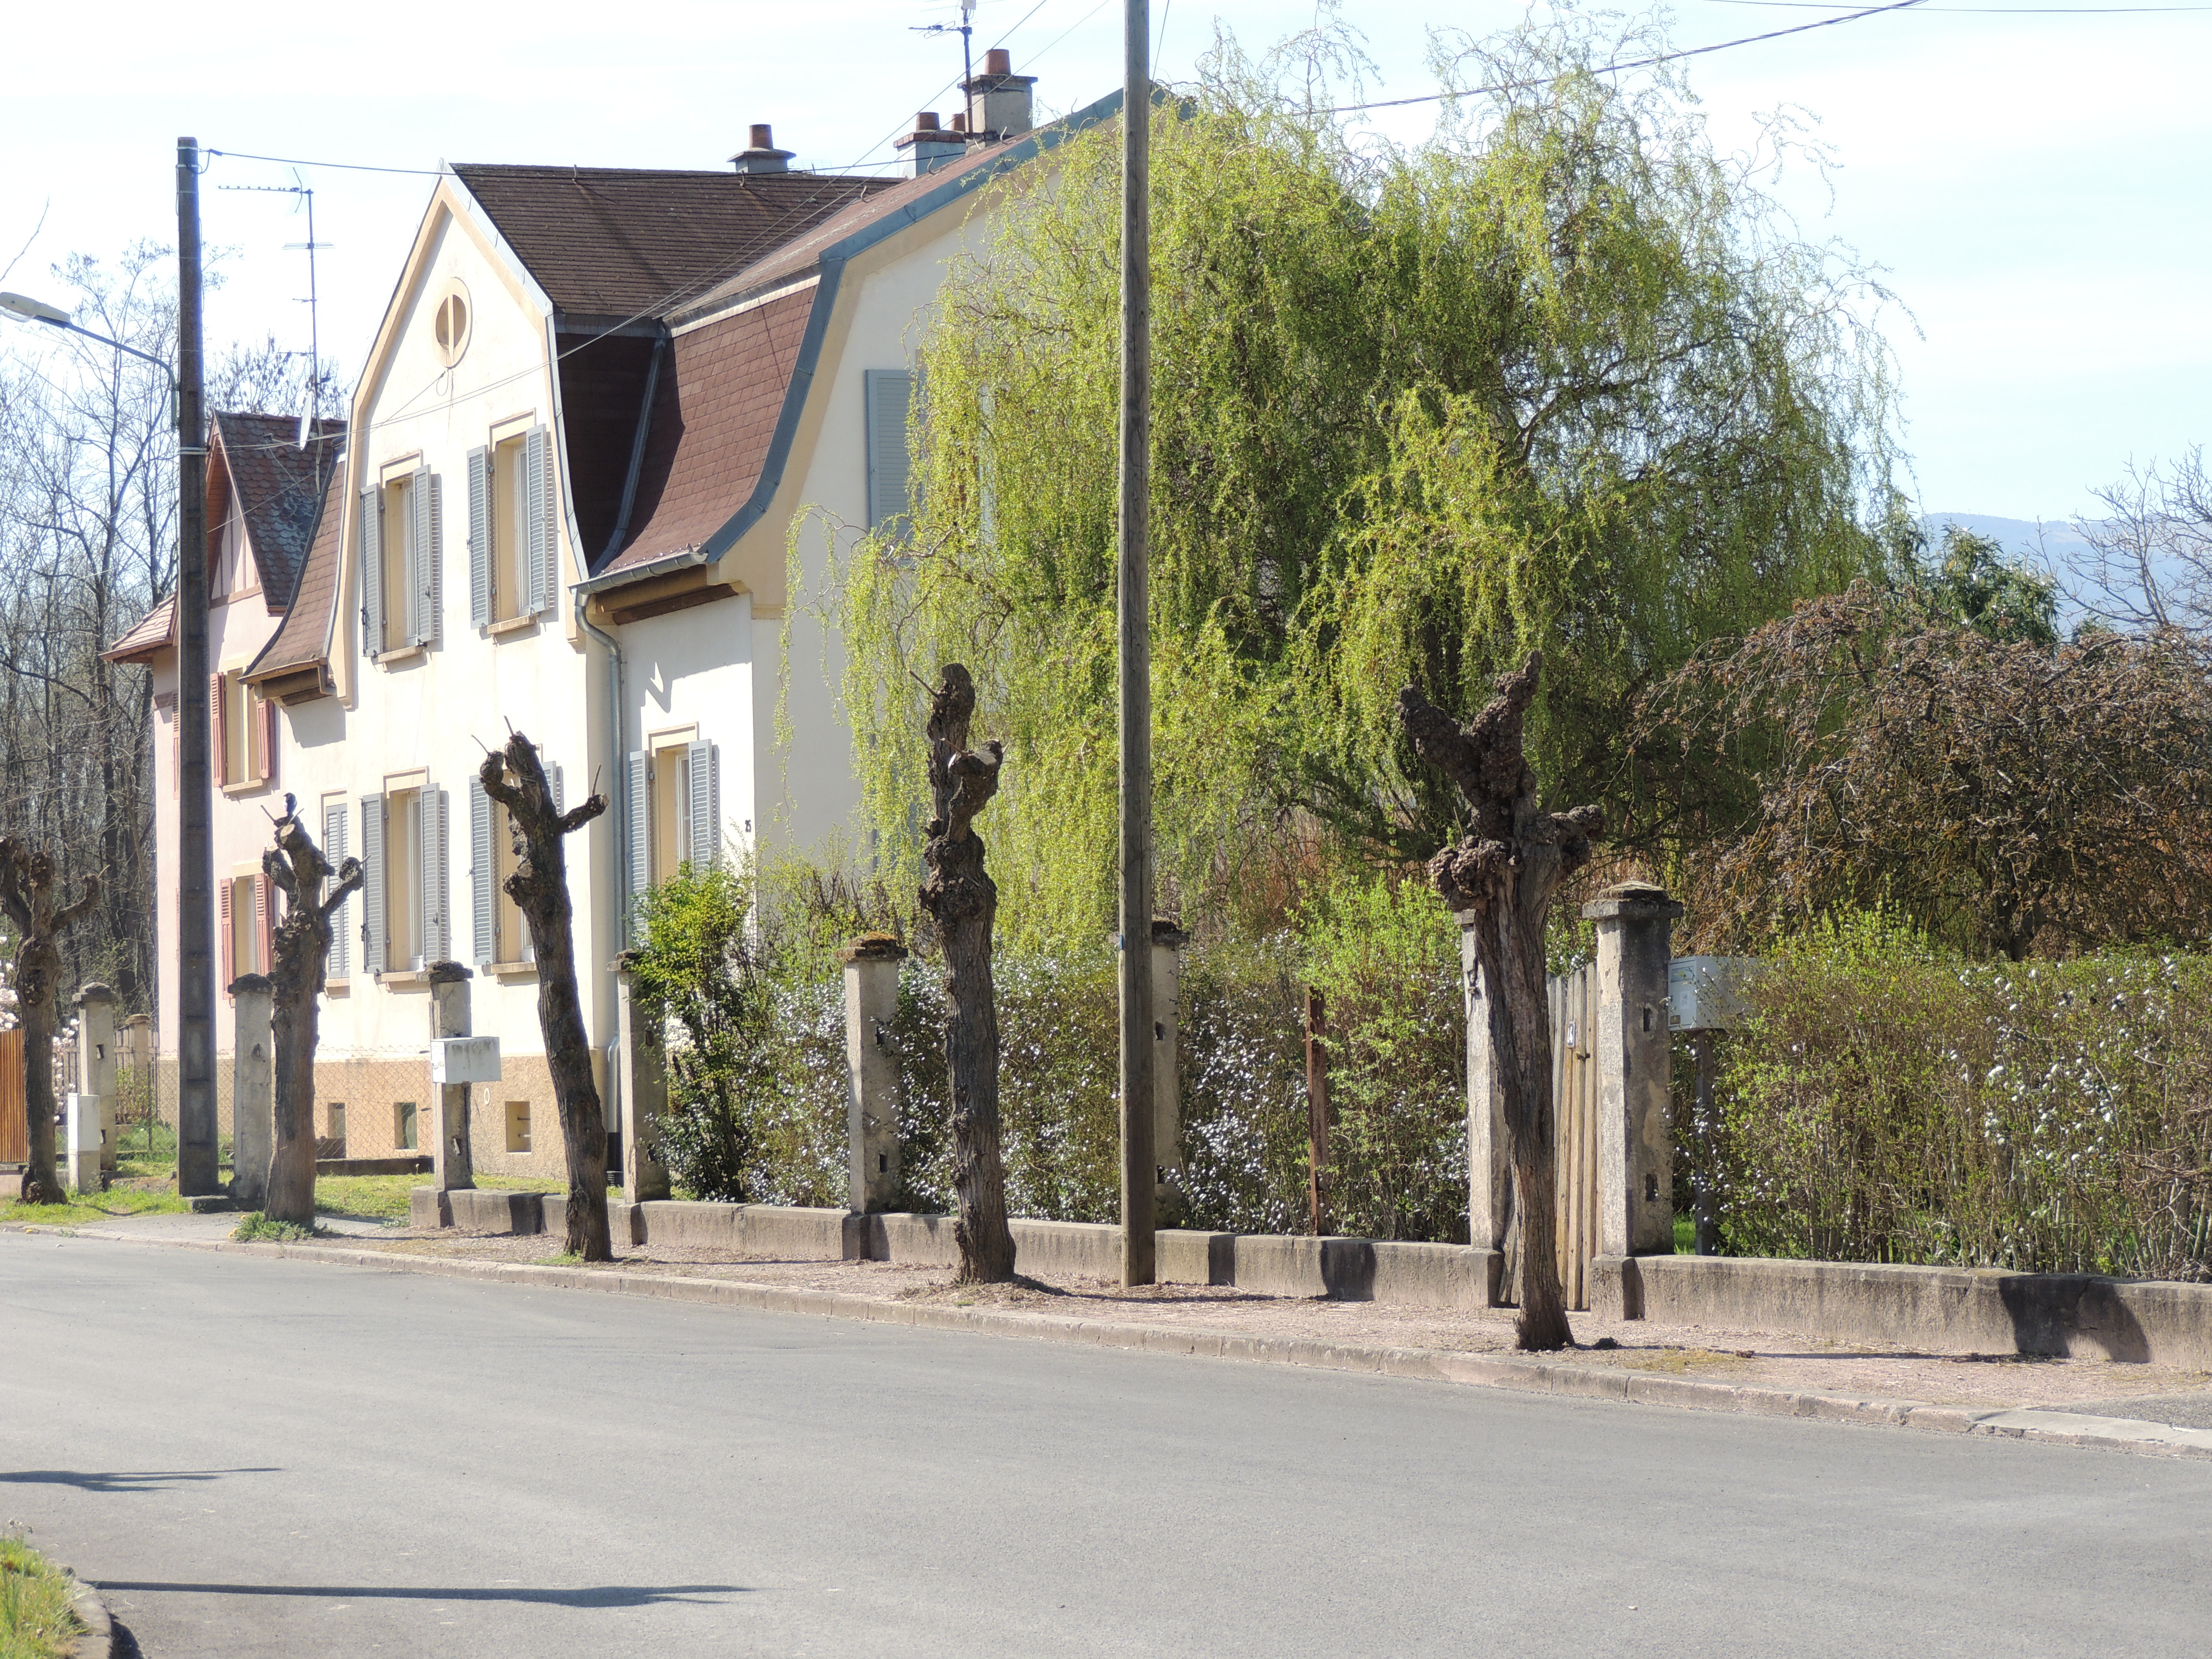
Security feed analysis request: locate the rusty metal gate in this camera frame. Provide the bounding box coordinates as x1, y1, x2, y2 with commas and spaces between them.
0, 1030, 25, 1164
1549, 966, 1600, 1311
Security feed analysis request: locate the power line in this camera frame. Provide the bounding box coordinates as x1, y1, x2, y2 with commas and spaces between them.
206, 148, 448, 178
1702, 0, 2212, 10
1325, 0, 1932, 114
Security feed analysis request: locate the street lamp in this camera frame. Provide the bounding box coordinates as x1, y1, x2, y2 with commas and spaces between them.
0, 290, 179, 421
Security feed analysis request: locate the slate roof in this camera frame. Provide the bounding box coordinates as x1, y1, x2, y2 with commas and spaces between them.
245, 459, 348, 686
209, 413, 347, 606
449, 164, 899, 323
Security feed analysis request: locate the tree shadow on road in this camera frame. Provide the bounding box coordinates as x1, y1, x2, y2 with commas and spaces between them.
96, 1581, 748, 1608
0, 1468, 281, 1493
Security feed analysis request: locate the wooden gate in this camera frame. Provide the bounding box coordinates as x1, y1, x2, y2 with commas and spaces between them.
0, 1030, 25, 1164
1549, 966, 1600, 1311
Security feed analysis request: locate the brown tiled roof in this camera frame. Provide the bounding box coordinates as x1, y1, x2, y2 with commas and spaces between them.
596, 284, 817, 577
209, 413, 346, 606
450, 164, 899, 322
245, 460, 347, 685
101, 594, 175, 665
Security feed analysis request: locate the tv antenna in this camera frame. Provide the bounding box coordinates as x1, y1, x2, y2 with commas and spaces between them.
216, 178, 334, 445
911, 0, 979, 122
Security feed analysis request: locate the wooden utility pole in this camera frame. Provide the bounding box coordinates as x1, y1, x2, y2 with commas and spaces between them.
1117, 0, 1155, 1287
1305, 988, 1330, 1236
175, 136, 219, 1198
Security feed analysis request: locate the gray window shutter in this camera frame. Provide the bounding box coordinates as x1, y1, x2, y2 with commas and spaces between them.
526, 426, 554, 616
469, 773, 495, 966
467, 445, 492, 629
325, 803, 350, 980
359, 486, 383, 658
421, 785, 449, 964
864, 370, 914, 537
687, 740, 719, 869
408, 467, 441, 647
548, 761, 565, 815
360, 793, 386, 975
627, 749, 651, 909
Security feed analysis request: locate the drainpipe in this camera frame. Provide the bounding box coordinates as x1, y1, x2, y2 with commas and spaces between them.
574, 585, 628, 938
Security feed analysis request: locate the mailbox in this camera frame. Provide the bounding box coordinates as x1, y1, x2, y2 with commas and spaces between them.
1668, 956, 1761, 1033
429, 1036, 502, 1084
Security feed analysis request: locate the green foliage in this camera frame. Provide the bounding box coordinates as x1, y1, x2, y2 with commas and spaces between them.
1922, 523, 2058, 646
814, 12, 1899, 947
1716, 917, 2212, 1276
232, 1212, 321, 1242
0, 1530, 83, 1659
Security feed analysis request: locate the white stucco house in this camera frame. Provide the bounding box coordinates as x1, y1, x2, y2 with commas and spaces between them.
111, 54, 1120, 1182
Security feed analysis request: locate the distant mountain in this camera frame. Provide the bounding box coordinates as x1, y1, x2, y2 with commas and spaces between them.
1920, 513, 2099, 575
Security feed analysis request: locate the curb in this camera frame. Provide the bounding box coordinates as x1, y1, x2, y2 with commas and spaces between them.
19, 1223, 2212, 1465
65, 1569, 117, 1658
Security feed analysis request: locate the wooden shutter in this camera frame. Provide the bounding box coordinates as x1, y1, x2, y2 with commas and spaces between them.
409, 467, 440, 647
627, 750, 651, 914
360, 793, 386, 975
865, 369, 914, 536
526, 426, 554, 616
469, 772, 496, 966
359, 485, 383, 657
467, 445, 492, 629
687, 740, 719, 869
218, 878, 234, 992
324, 802, 349, 980
421, 786, 449, 964
255, 872, 274, 974
257, 692, 277, 786
210, 672, 228, 788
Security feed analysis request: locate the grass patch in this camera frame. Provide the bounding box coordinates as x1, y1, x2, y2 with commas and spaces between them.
0, 1532, 84, 1659
232, 1212, 324, 1242
0, 1183, 188, 1228
532, 1250, 584, 1266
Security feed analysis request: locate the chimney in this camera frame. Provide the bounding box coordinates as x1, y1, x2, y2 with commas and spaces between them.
962, 47, 1037, 142
730, 122, 796, 174
894, 110, 966, 178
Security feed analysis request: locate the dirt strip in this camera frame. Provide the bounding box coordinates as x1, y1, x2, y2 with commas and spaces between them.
17, 1219, 2212, 1462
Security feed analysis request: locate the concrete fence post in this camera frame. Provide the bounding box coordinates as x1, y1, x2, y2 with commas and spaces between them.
1151, 920, 1189, 1205
613, 951, 670, 1204
121, 1011, 153, 1163
1458, 913, 1511, 1305
227, 975, 273, 1209
842, 934, 907, 1213
76, 983, 119, 1173
1584, 881, 1683, 1316
428, 962, 475, 1192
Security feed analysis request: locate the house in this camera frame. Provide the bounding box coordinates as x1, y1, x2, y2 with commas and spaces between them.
102, 412, 346, 1139
114, 55, 1120, 1184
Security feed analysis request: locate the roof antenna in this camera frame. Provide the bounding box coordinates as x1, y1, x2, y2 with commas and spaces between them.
219, 177, 332, 445
913, 0, 978, 117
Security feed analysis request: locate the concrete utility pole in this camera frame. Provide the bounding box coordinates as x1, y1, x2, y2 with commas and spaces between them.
175, 137, 218, 1198
1117, 0, 1156, 1286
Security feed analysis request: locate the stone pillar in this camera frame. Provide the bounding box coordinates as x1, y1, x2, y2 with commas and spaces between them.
76, 983, 119, 1172
64, 1091, 103, 1194
613, 951, 670, 1204
227, 975, 273, 1209
1458, 915, 1513, 1260
428, 962, 474, 1192
1585, 881, 1682, 1262
841, 934, 907, 1213
122, 1011, 153, 1166
1151, 920, 1189, 1202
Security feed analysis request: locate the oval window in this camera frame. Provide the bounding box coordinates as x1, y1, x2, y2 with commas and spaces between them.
430, 279, 472, 367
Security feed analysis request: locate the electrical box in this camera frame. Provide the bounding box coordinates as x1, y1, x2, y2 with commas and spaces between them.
1668, 957, 1760, 1033
429, 1036, 502, 1085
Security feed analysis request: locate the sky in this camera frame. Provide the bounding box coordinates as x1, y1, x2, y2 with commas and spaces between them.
1, 0, 2207, 528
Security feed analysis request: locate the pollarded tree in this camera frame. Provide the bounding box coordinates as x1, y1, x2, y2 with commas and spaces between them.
1402, 659, 1600, 1352
261, 801, 362, 1226
0, 839, 98, 1202
917, 665, 1017, 1284
480, 731, 613, 1260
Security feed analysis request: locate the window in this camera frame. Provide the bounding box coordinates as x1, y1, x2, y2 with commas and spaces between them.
212, 670, 274, 790
467, 427, 555, 627
394, 1101, 419, 1152
219, 871, 270, 989
358, 467, 442, 658
360, 783, 450, 975
505, 1101, 531, 1154
865, 369, 916, 539
625, 738, 720, 909
470, 761, 559, 969
327, 1102, 347, 1145
431, 278, 472, 368
213, 497, 255, 600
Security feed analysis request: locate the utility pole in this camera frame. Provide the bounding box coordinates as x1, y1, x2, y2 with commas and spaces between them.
1117, 0, 1155, 1286
175, 136, 218, 1199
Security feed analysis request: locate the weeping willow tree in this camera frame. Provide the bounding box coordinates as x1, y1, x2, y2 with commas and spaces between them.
815, 10, 1902, 948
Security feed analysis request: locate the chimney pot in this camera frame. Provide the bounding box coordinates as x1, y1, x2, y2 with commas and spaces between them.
916, 111, 941, 132
963, 49, 1036, 140
749, 123, 774, 151
984, 47, 1011, 76
950, 112, 968, 132
730, 122, 796, 174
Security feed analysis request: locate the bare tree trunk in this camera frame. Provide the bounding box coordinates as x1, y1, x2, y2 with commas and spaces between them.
1402, 658, 1600, 1353
262, 804, 361, 1226
917, 665, 1015, 1285
0, 840, 99, 1202
481, 732, 612, 1261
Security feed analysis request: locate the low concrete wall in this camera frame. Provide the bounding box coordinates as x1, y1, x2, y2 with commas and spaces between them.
1594, 1254, 2212, 1369
319, 1156, 431, 1177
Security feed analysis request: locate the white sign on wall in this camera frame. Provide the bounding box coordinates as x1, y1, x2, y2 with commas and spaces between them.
429, 1036, 502, 1085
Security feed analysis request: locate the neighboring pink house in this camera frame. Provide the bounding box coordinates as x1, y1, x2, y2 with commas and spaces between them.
103, 412, 345, 1068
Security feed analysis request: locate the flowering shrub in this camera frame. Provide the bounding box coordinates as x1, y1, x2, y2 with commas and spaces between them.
1719, 914, 2212, 1278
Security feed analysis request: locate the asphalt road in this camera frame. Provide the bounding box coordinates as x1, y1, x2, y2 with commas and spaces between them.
4, 1233, 2209, 1659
